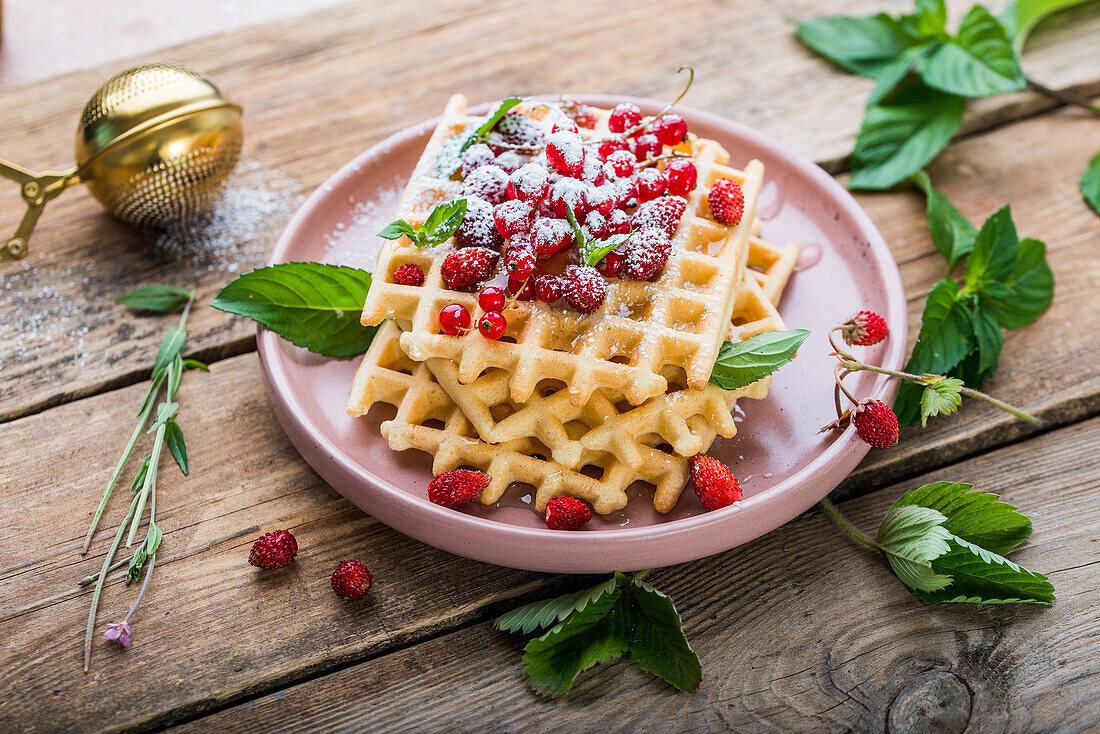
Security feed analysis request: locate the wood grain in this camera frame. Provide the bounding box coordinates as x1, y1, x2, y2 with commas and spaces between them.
181, 418, 1100, 733
1, 0, 1098, 425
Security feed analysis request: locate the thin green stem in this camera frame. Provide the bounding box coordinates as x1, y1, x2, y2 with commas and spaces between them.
126, 427, 164, 547
122, 553, 155, 626
818, 498, 878, 550
1026, 77, 1100, 116
79, 556, 131, 586
84, 492, 142, 672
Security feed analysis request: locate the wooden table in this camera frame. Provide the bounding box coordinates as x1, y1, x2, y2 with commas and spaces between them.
1, 1, 1098, 730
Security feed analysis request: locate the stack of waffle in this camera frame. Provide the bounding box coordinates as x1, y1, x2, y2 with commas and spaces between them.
347, 95, 798, 515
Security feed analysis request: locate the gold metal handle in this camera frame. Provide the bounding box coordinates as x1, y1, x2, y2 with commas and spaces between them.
0, 159, 80, 261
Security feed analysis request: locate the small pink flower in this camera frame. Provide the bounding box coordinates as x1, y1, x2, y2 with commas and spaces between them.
103, 623, 132, 648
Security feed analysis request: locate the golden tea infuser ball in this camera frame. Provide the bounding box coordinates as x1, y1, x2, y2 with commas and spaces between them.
0, 63, 243, 261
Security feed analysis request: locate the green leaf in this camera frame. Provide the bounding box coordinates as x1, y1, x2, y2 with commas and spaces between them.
420, 199, 468, 246
900, 0, 948, 39
377, 219, 420, 242
875, 504, 954, 592
708, 329, 810, 390
795, 14, 916, 78
152, 323, 187, 378
496, 575, 622, 635
918, 537, 1055, 604
867, 43, 936, 105
625, 579, 702, 693
1001, 0, 1095, 48
979, 238, 1054, 329
970, 304, 1003, 375
1079, 152, 1100, 216
434, 97, 524, 178
167, 354, 184, 398
849, 82, 965, 190
211, 263, 377, 358
582, 233, 633, 268
919, 376, 963, 426
965, 206, 1019, 291
118, 285, 193, 313
893, 481, 1032, 555
182, 358, 209, 372
918, 6, 1025, 97
475, 97, 524, 137
912, 171, 977, 269
130, 454, 152, 495
165, 418, 189, 475
522, 585, 630, 696
564, 206, 587, 251
147, 401, 178, 433
127, 523, 163, 582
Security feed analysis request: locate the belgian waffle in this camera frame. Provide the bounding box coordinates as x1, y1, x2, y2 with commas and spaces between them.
360, 94, 765, 407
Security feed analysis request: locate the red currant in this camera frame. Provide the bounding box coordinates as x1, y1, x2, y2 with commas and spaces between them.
598, 136, 630, 160
633, 133, 662, 162
548, 178, 589, 219
493, 200, 535, 239
478, 310, 507, 340
655, 114, 688, 146
596, 250, 625, 278
605, 150, 636, 179
608, 103, 642, 133
606, 208, 631, 234
545, 130, 585, 174
534, 274, 563, 303
506, 163, 550, 204
478, 286, 505, 312
665, 159, 698, 197
635, 168, 668, 203
439, 304, 471, 335
507, 277, 537, 301
505, 244, 537, 280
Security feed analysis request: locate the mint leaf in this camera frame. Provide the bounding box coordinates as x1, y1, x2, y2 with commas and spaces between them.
164, 417, 188, 475
709, 329, 809, 390
625, 579, 702, 693
918, 537, 1055, 604
582, 233, 632, 268
522, 584, 629, 696
980, 238, 1054, 328
475, 97, 524, 137
434, 98, 524, 178
1080, 152, 1100, 215
377, 219, 420, 242
118, 285, 193, 313
918, 6, 1025, 97
564, 206, 586, 250
875, 504, 954, 592
867, 43, 935, 105
970, 304, 1003, 375
496, 575, 622, 635
893, 481, 1032, 555
1001, 0, 1094, 48
912, 171, 977, 269
420, 199, 467, 246
849, 82, 965, 190
211, 263, 377, 358
796, 14, 915, 78
900, 0, 948, 39
965, 206, 1019, 291
919, 376, 963, 426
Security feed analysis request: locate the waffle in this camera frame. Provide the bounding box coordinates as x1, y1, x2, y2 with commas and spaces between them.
360, 94, 765, 408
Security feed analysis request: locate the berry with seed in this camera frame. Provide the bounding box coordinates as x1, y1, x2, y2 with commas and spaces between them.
841, 311, 889, 347
535, 274, 564, 303
546, 130, 586, 174
584, 211, 608, 239
690, 455, 742, 510
393, 263, 425, 287
596, 249, 625, 278
462, 164, 509, 205
441, 247, 498, 290
608, 103, 642, 133
479, 310, 507, 340
494, 199, 535, 239
507, 163, 550, 204
622, 228, 672, 281
548, 177, 589, 219
545, 496, 592, 530
486, 112, 544, 153
428, 468, 489, 509
598, 136, 630, 160
605, 150, 636, 179
577, 154, 607, 186
606, 208, 631, 235
852, 400, 899, 449
635, 168, 668, 203
331, 560, 373, 600
478, 286, 506, 312
708, 178, 744, 225
560, 96, 598, 129
665, 159, 698, 197
531, 217, 573, 254
438, 303, 471, 335
454, 196, 503, 250
633, 196, 687, 237
655, 114, 688, 146
504, 242, 537, 280
461, 143, 496, 178
633, 133, 662, 162
248, 529, 298, 570
506, 276, 537, 301
563, 264, 607, 313
494, 151, 524, 174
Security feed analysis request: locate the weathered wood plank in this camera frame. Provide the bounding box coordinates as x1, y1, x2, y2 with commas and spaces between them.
181, 417, 1100, 733
1, 0, 1098, 424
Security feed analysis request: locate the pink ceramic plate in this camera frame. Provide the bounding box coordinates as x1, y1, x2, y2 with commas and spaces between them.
257, 96, 906, 573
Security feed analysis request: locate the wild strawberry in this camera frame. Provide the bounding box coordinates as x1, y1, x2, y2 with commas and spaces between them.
690, 455, 742, 510
545, 496, 592, 530
438, 303, 471, 335
598, 136, 630, 160
654, 114, 688, 146
248, 530, 298, 570
852, 400, 899, 449
454, 196, 503, 250
563, 264, 607, 313
428, 468, 489, 509
596, 249, 625, 278
535, 274, 564, 303
548, 177, 589, 219
462, 164, 509, 205
632, 196, 686, 237
608, 103, 642, 133
494, 199, 535, 239
504, 242, 537, 280
441, 247, 497, 290
479, 310, 507, 340
622, 228, 673, 281
635, 168, 668, 203
494, 151, 524, 174
507, 163, 550, 204
478, 286, 506, 312
708, 178, 744, 225
605, 150, 636, 179
546, 130, 585, 174
606, 209, 631, 235
507, 276, 537, 301
392, 263, 424, 287
531, 217, 573, 254
486, 112, 544, 153
330, 559, 373, 600
841, 311, 889, 347
665, 159, 697, 197
461, 143, 496, 179
632, 133, 662, 163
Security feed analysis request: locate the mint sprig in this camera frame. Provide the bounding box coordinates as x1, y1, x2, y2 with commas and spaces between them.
434, 97, 524, 178
564, 206, 633, 267
498, 572, 701, 696
378, 198, 467, 248
708, 329, 809, 391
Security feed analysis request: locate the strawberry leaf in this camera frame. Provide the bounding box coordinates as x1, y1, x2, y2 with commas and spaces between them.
709, 329, 809, 390
918, 537, 1054, 604
496, 575, 623, 635
625, 579, 702, 693
875, 504, 954, 593
892, 481, 1032, 556
1001, 0, 1094, 48
919, 376, 963, 426
965, 206, 1019, 291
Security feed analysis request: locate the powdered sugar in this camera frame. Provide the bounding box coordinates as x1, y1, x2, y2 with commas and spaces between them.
321, 178, 407, 271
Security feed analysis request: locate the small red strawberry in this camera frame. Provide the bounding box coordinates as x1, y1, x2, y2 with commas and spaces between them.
392, 263, 424, 287
852, 399, 899, 448
689, 455, 742, 510
632, 196, 687, 237
562, 264, 607, 314
622, 228, 673, 281
331, 559, 373, 600
841, 311, 889, 346
708, 178, 744, 225
248, 529, 298, 570
545, 496, 592, 530
428, 469, 490, 509
441, 247, 498, 290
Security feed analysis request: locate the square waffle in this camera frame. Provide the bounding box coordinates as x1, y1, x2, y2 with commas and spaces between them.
360, 94, 766, 408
